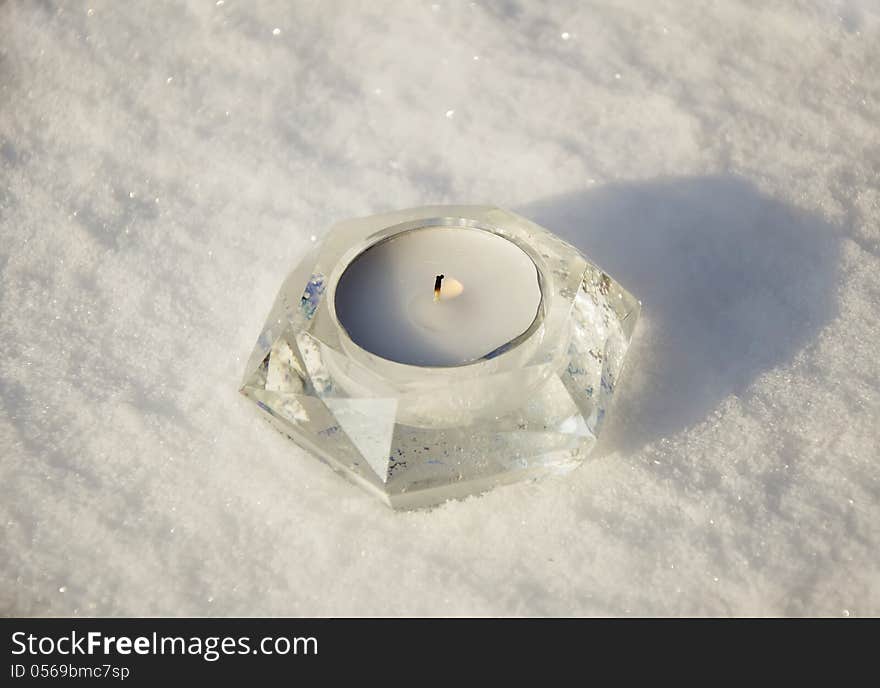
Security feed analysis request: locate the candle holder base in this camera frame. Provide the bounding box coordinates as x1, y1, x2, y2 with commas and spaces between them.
240, 206, 640, 509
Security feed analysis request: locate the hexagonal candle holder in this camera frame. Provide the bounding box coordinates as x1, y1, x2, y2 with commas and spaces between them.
240, 206, 640, 509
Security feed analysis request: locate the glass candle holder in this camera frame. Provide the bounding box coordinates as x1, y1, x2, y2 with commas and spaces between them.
240, 206, 640, 509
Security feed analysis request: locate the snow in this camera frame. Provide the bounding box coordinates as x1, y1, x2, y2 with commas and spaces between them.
1, 0, 879, 616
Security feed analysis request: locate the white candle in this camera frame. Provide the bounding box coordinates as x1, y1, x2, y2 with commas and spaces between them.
332, 227, 542, 367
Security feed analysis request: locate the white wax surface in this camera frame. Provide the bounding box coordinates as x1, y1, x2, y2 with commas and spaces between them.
334, 227, 542, 366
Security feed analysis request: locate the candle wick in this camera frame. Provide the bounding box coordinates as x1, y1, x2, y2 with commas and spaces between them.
433, 274, 444, 302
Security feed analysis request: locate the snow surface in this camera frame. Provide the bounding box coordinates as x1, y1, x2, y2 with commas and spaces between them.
1, 0, 879, 617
